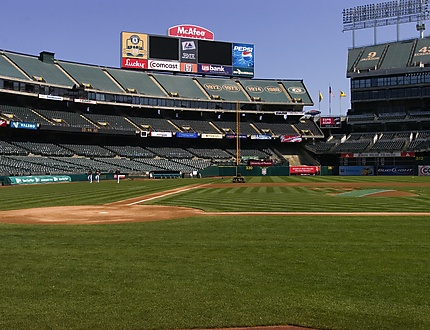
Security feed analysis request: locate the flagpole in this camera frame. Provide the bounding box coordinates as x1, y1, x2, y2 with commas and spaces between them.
318, 90, 321, 111
329, 85, 332, 115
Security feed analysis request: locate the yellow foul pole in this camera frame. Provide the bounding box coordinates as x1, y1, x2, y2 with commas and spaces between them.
236, 102, 240, 176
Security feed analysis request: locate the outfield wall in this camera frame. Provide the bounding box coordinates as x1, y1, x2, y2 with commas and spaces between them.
201, 165, 428, 177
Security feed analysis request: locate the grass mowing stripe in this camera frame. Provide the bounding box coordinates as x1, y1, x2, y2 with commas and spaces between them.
139, 179, 430, 213
2, 176, 430, 330
1, 216, 429, 330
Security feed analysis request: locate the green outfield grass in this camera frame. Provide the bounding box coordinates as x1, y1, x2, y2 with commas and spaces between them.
1, 176, 430, 330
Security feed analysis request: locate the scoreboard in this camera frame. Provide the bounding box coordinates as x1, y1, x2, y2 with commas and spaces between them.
121, 29, 254, 77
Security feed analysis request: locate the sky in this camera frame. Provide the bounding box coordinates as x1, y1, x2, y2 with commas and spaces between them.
0, 0, 427, 116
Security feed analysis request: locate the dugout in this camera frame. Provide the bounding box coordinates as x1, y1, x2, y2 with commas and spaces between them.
150, 170, 182, 179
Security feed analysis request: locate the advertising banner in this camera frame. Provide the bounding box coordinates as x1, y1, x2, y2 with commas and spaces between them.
249, 160, 273, 166
233, 44, 254, 67
150, 131, 173, 138
9, 175, 71, 185
74, 99, 97, 105
168, 25, 214, 40
320, 117, 341, 128
418, 165, 430, 176
341, 151, 416, 158
250, 134, 272, 140
339, 166, 374, 176
233, 67, 254, 77
10, 121, 37, 130
0, 119, 7, 127
290, 166, 321, 175
180, 39, 198, 63
180, 63, 197, 73
148, 60, 180, 71
377, 166, 414, 176
225, 134, 247, 139
232, 43, 254, 77
38, 94, 64, 101
122, 58, 147, 69
280, 135, 302, 143
201, 133, 223, 139
176, 132, 198, 139
198, 64, 232, 76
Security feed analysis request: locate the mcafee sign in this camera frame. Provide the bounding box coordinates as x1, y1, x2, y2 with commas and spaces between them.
168, 24, 214, 40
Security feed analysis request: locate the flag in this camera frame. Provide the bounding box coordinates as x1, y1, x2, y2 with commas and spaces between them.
329, 86, 335, 98
318, 91, 323, 102
340, 90, 346, 97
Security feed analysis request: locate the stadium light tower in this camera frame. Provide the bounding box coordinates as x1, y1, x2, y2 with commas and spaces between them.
343, 0, 430, 47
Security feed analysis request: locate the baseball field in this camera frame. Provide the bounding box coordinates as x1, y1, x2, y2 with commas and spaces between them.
1, 175, 430, 330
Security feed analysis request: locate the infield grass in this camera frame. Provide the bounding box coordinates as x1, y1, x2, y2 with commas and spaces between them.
1, 176, 430, 330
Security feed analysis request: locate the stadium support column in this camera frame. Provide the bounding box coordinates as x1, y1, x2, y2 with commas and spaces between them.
236, 102, 240, 177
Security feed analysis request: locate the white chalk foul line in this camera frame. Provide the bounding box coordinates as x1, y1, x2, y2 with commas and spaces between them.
126, 186, 200, 206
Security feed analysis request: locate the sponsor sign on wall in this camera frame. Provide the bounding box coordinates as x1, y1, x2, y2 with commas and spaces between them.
9, 175, 71, 185
168, 24, 214, 40
180, 62, 197, 73
250, 134, 272, 140
0, 119, 7, 127
10, 121, 37, 130
150, 131, 173, 138
198, 64, 232, 75
377, 166, 414, 176
225, 134, 247, 139
249, 160, 273, 166
176, 132, 198, 139
418, 165, 430, 176
290, 166, 321, 175
339, 166, 374, 176
201, 133, 223, 139
341, 152, 416, 158
38, 94, 64, 101
74, 99, 97, 105
320, 117, 341, 128
280, 135, 302, 143
180, 39, 198, 63
232, 43, 254, 77
148, 60, 180, 71
122, 58, 148, 69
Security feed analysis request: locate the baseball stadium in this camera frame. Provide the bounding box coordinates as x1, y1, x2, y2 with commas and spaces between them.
1, 1, 430, 330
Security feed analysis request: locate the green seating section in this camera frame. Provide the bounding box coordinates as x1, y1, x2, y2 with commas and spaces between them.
238, 79, 290, 103
355, 44, 386, 71
379, 40, 414, 70
412, 38, 430, 65
348, 36, 430, 72
151, 74, 208, 99
106, 69, 166, 97
0, 54, 29, 80
5, 52, 74, 86
58, 61, 123, 93
281, 81, 312, 104
196, 77, 249, 102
